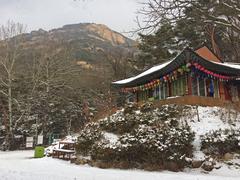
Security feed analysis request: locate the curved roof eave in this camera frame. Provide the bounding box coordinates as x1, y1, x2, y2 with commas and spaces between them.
112, 48, 240, 88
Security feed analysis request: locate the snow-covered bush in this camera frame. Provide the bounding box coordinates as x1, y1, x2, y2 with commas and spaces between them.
98, 104, 188, 135
77, 103, 195, 170
91, 124, 194, 168
99, 110, 139, 134
201, 128, 240, 155
76, 122, 102, 155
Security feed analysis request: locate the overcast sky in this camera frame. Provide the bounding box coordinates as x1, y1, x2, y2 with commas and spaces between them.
0, 0, 143, 37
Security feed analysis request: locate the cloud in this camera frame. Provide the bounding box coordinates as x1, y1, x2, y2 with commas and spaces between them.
0, 0, 143, 37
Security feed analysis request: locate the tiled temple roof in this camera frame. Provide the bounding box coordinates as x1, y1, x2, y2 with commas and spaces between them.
112, 48, 240, 88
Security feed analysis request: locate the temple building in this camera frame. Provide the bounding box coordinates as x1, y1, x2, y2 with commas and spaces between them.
112, 46, 240, 106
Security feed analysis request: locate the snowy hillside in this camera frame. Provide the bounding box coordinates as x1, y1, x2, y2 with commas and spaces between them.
0, 104, 240, 180
185, 106, 240, 160
76, 103, 240, 172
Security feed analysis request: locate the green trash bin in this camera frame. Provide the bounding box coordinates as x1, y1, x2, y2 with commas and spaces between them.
34, 146, 45, 158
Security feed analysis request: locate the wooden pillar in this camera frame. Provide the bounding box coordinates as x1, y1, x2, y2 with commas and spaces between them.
187, 74, 192, 95
136, 91, 139, 102
219, 81, 225, 100
168, 82, 172, 97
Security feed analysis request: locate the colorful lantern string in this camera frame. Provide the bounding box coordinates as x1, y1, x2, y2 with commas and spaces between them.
121, 62, 237, 93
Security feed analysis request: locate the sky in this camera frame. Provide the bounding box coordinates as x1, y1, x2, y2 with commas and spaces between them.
0, 0, 143, 37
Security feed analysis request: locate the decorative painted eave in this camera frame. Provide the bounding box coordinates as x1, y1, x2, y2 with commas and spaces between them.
112, 48, 240, 88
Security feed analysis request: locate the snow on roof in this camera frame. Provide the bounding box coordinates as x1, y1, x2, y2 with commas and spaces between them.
206, 60, 240, 70
112, 60, 172, 85
112, 47, 240, 86
222, 62, 240, 70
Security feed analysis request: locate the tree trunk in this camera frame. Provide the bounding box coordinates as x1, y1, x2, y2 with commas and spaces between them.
6, 76, 14, 150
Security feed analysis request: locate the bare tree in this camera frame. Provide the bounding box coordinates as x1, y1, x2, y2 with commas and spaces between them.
27, 40, 82, 137
137, 0, 240, 34
98, 47, 134, 80
0, 21, 26, 149
37, 41, 78, 94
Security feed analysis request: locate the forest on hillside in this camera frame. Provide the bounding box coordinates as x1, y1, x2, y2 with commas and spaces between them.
0, 22, 136, 150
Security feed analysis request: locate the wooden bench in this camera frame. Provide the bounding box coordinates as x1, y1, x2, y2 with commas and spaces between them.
52, 141, 76, 161
52, 149, 75, 160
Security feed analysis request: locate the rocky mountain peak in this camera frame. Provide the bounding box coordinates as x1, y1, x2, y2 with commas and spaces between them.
84, 23, 127, 45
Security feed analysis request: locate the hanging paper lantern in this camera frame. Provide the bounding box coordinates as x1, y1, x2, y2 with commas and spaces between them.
163, 76, 167, 80
182, 65, 186, 70
186, 63, 191, 68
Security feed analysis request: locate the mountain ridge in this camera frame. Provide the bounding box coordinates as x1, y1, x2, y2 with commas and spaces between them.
24, 23, 136, 48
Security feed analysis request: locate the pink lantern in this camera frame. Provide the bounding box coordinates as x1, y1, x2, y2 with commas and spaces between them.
186, 63, 191, 68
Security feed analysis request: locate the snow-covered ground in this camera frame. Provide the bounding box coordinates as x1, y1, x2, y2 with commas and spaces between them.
0, 150, 239, 180
1, 106, 240, 180
185, 106, 240, 160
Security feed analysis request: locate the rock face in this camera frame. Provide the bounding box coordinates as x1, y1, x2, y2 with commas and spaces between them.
24, 23, 136, 50
223, 153, 234, 161
201, 158, 216, 171
163, 162, 180, 172
201, 161, 214, 171
192, 160, 204, 168
85, 24, 127, 45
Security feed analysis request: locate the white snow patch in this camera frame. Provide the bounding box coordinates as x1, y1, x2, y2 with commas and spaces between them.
0, 150, 239, 180
183, 106, 240, 160
212, 61, 240, 70
103, 132, 119, 144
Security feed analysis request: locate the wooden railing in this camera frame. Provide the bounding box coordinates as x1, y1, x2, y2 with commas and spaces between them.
150, 95, 240, 110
